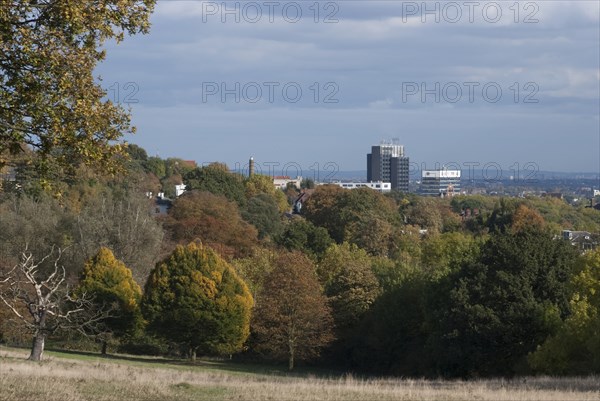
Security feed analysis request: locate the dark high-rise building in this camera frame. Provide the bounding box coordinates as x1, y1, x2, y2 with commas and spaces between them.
367, 141, 409, 192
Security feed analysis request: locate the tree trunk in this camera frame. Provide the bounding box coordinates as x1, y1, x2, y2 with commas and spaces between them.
190, 347, 197, 362
101, 340, 108, 356
288, 344, 295, 371
28, 333, 45, 361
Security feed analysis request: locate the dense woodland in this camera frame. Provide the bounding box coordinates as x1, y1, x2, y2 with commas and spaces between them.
1, 144, 599, 377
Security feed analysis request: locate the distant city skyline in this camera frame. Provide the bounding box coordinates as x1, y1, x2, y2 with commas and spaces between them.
97, 1, 599, 173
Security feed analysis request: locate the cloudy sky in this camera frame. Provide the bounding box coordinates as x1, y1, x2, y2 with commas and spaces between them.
97, 0, 600, 177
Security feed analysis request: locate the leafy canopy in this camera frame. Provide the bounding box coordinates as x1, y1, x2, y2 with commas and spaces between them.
252, 251, 334, 370
0, 1, 155, 177
78, 247, 143, 338
142, 243, 253, 356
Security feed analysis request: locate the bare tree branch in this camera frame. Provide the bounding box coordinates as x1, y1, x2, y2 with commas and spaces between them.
0, 245, 111, 361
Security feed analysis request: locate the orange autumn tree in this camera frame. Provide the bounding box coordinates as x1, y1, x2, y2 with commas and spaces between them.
511, 204, 546, 233
252, 251, 334, 370
166, 191, 258, 258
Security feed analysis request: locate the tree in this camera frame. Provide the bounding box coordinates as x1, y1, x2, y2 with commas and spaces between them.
487, 198, 521, 233
166, 191, 258, 259
0, 194, 73, 272
276, 218, 333, 260
0, 1, 155, 177
302, 185, 345, 239
354, 275, 433, 375
319, 243, 381, 364
344, 212, 395, 256
303, 186, 399, 255
420, 232, 481, 280
300, 178, 315, 189
242, 194, 284, 239
430, 228, 578, 377
321, 245, 381, 329
510, 204, 546, 233
144, 156, 166, 179
183, 163, 246, 206
142, 243, 253, 360
252, 251, 334, 370
231, 248, 276, 298
244, 174, 274, 199
126, 144, 148, 163
73, 189, 165, 284
77, 248, 143, 355
244, 174, 290, 213
404, 197, 443, 234
0, 246, 106, 361
529, 248, 600, 374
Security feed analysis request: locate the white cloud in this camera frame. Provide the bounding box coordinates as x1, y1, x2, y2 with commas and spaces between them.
94, 0, 599, 172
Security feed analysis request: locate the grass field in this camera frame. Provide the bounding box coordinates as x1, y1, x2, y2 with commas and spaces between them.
1, 346, 598, 401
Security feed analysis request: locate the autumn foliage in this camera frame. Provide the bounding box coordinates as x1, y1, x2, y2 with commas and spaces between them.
166, 191, 259, 258
252, 251, 334, 370
142, 243, 253, 359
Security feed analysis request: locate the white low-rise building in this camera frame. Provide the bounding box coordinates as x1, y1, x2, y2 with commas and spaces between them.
332, 181, 392, 193
273, 176, 302, 190
175, 183, 187, 197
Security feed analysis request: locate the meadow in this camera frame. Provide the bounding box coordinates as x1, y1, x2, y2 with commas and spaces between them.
0, 346, 598, 401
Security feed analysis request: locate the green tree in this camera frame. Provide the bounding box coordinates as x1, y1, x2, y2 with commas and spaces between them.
144, 156, 166, 179
252, 251, 334, 370
529, 248, 600, 374
77, 248, 143, 355
487, 198, 521, 233
301, 185, 345, 239
0, 194, 73, 271
0, 1, 155, 177
300, 178, 315, 189
242, 194, 284, 239
354, 274, 433, 375
320, 243, 381, 364
126, 144, 148, 163
164, 158, 196, 178
244, 174, 274, 199
276, 218, 333, 260
142, 243, 253, 360
430, 228, 578, 377
303, 186, 399, 255
183, 163, 246, 206
420, 232, 481, 279
404, 197, 443, 234
231, 248, 276, 298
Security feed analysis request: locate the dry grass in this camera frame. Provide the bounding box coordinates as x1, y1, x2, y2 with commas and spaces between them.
0, 347, 598, 401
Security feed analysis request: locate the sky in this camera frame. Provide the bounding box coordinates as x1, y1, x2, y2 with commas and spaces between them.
96, 0, 600, 178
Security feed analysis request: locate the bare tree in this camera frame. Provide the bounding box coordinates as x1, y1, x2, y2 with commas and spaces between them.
0, 246, 107, 361
74, 192, 164, 284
